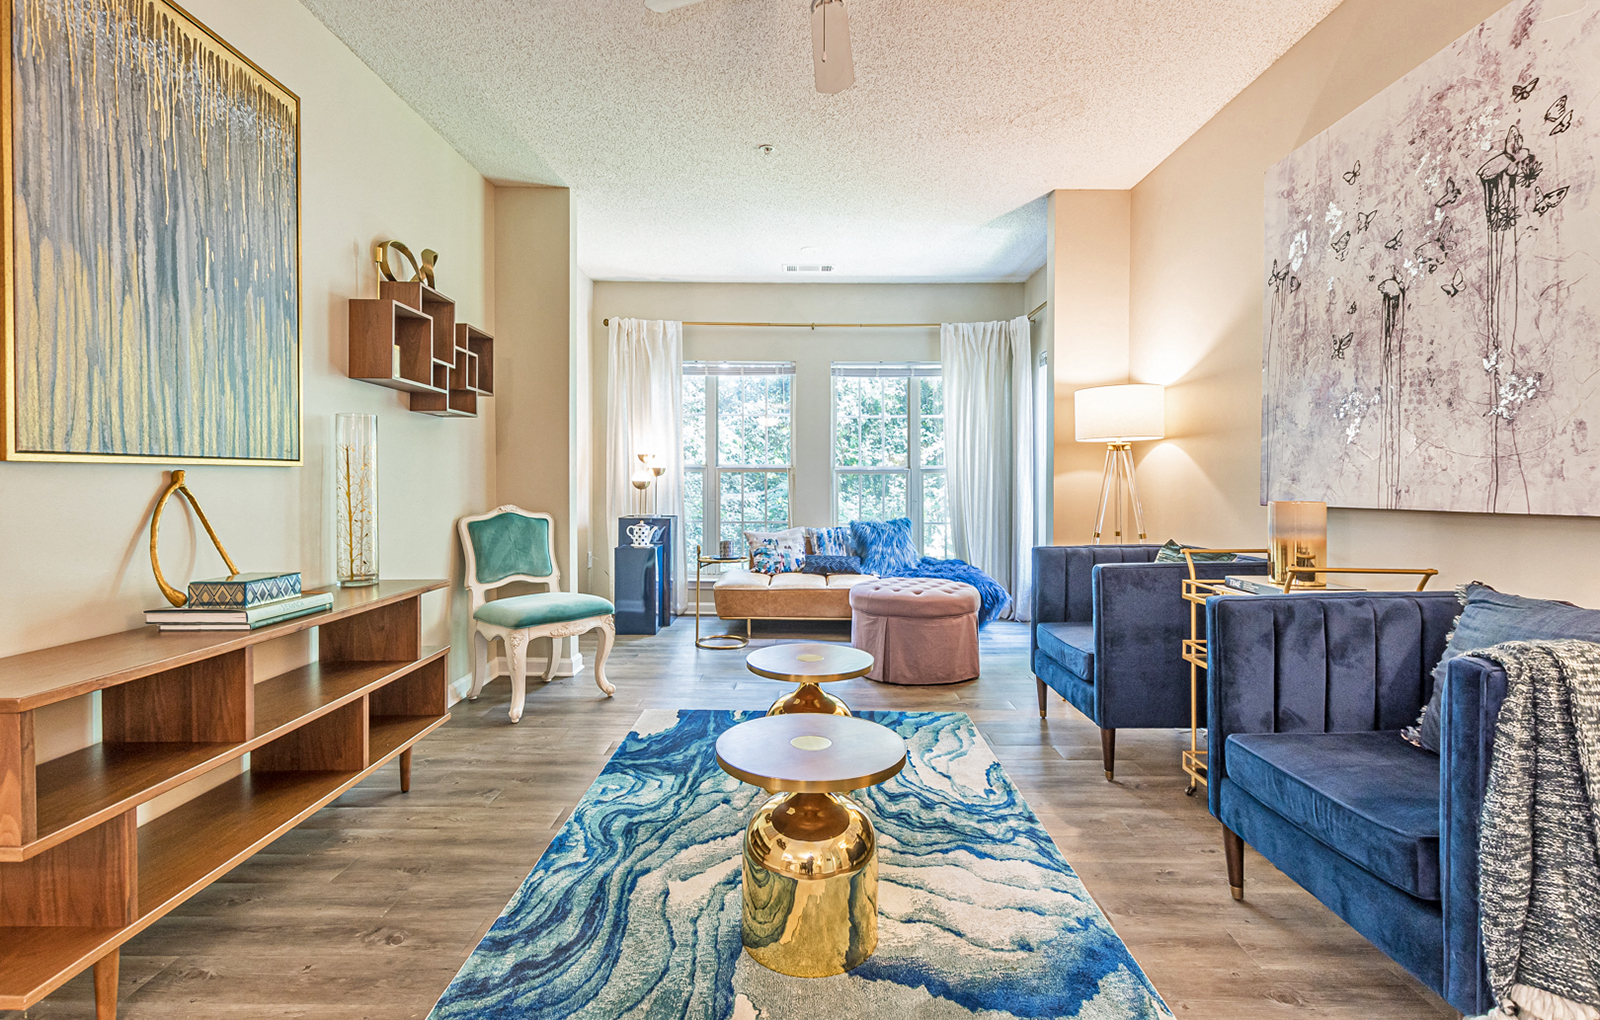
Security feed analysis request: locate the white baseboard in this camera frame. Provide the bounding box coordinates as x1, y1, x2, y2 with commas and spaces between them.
448, 653, 587, 706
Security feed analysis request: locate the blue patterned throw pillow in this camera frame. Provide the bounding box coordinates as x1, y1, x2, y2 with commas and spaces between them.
805, 525, 855, 557
801, 555, 863, 575
849, 518, 919, 577
751, 539, 805, 575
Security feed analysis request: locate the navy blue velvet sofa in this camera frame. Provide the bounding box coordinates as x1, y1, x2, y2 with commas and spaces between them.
1030, 544, 1270, 779
1205, 589, 1501, 1015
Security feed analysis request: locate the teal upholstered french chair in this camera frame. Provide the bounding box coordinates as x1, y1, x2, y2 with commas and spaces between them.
458, 506, 616, 722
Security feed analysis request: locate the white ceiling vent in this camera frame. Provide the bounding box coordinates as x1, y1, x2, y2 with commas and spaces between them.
784, 264, 835, 273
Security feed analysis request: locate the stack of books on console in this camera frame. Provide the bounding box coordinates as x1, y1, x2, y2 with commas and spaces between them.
144, 572, 334, 631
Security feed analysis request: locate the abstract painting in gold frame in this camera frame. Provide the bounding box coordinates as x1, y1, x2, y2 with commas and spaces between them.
3, 0, 301, 464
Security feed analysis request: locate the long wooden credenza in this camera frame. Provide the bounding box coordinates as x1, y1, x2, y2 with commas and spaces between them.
0, 580, 449, 1019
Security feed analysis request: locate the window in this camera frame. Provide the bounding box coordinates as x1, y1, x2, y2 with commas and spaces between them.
683, 362, 794, 570
832, 363, 949, 557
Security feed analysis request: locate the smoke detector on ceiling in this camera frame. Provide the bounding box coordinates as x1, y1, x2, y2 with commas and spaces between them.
784, 264, 834, 273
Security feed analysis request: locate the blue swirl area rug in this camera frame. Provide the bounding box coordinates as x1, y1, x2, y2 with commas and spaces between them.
430, 710, 1173, 1020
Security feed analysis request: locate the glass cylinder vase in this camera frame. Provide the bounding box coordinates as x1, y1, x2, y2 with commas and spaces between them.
1267, 500, 1327, 589
334, 413, 379, 586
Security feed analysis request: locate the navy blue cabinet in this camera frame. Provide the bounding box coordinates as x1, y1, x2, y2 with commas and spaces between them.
615, 515, 675, 634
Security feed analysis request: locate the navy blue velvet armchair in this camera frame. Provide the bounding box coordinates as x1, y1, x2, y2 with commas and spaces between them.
1205, 590, 1499, 1015
1030, 545, 1269, 779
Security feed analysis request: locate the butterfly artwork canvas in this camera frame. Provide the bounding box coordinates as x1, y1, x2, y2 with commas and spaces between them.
1263, 0, 1600, 518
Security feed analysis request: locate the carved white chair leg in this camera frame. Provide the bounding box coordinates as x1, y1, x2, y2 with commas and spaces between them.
592, 617, 617, 696
542, 634, 560, 681
468, 629, 488, 700
507, 632, 530, 723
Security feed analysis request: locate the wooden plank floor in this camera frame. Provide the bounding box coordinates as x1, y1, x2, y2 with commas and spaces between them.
5, 619, 1456, 1019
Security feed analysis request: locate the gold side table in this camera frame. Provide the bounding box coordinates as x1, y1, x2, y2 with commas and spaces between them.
746, 642, 874, 716
716, 713, 907, 977
695, 544, 749, 649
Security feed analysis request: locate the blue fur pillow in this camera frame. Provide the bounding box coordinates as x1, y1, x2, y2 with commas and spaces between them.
849, 518, 919, 577
751, 540, 804, 575
801, 555, 863, 575
806, 525, 855, 557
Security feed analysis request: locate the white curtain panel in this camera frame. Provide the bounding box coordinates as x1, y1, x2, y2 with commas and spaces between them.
605, 318, 686, 612
941, 316, 1035, 621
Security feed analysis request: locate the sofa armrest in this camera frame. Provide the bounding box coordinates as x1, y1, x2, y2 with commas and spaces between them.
1205, 590, 1459, 817
1031, 544, 1157, 657
1439, 654, 1504, 1016
1089, 559, 1268, 728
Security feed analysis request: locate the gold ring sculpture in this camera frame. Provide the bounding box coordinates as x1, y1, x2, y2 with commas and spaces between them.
373, 240, 420, 283
149, 470, 239, 607
373, 240, 440, 287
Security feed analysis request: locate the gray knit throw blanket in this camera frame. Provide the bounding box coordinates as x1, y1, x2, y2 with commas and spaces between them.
1471, 640, 1600, 1020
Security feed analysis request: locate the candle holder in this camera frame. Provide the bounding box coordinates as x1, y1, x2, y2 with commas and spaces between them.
1268, 501, 1327, 588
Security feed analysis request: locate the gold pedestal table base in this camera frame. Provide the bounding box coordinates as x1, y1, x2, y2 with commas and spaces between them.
716, 714, 907, 977
745, 642, 875, 717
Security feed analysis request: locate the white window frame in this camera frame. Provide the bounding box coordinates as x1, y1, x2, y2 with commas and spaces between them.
683, 362, 796, 569
830, 362, 945, 554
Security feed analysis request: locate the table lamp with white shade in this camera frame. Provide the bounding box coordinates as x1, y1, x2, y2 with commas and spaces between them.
1074, 384, 1165, 543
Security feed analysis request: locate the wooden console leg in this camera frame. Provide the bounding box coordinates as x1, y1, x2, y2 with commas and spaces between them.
1036, 678, 1047, 719
95, 950, 119, 1020
1224, 826, 1245, 901
399, 748, 413, 793
1100, 727, 1116, 781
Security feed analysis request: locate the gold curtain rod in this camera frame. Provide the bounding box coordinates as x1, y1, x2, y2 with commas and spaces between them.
602, 302, 1048, 330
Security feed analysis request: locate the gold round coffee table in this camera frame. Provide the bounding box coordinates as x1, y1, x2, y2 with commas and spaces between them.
745, 642, 874, 716
715, 714, 907, 978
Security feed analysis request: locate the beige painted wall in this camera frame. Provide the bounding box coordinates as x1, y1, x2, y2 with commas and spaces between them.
1126, 0, 1600, 599
1, 0, 493, 785
492, 187, 585, 669
1048, 191, 1134, 544
586, 282, 1030, 599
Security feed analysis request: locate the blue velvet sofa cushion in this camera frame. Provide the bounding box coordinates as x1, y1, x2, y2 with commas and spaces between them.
1036, 622, 1095, 681
474, 592, 616, 630
1226, 730, 1441, 899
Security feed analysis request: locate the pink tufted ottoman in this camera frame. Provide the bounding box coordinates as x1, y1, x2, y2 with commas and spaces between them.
849, 578, 981, 685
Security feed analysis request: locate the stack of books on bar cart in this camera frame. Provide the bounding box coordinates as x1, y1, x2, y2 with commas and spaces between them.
144, 572, 334, 632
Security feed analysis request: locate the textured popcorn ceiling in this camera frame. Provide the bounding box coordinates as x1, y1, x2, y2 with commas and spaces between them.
296, 0, 1343, 282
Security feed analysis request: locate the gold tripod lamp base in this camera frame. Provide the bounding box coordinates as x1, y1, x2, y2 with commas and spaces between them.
1091, 442, 1148, 544
1074, 383, 1164, 545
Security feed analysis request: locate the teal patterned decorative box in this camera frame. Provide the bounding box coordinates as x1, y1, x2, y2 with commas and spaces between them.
187, 572, 302, 609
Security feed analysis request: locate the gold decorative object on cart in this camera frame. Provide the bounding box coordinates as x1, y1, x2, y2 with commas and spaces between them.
149, 470, 241, 607
695, 544, 750, 649
746, 642, 875, 716
715, 713, 907, 977
1180, 552, 1440, 796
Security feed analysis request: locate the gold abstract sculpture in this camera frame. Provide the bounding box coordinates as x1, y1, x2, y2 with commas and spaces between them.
373, 240, 419, 282
149, 470, 240, 607
373, 240, 440, 287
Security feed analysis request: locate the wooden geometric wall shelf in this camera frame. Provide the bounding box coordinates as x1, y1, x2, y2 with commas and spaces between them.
348, 281, 494, 418
0, 581, 449, 1019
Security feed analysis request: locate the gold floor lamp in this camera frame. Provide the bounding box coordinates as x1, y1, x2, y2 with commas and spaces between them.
1074, 384, 1166, 544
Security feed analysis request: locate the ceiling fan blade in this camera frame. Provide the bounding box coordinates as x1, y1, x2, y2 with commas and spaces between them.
810, 0, 854, 94
644, 0, 708, 12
